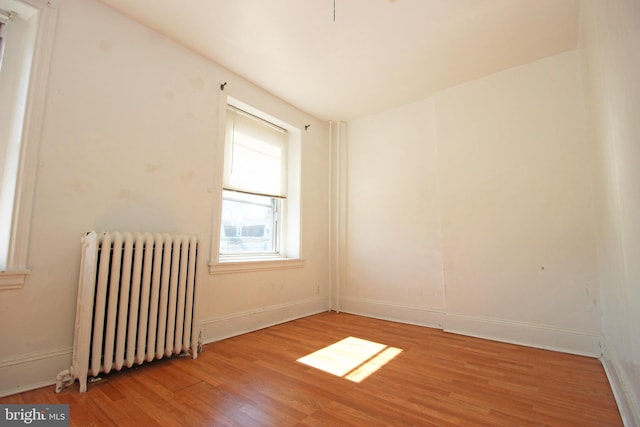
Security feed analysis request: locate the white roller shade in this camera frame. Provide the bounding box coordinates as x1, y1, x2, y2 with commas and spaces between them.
223, 106, 288, 198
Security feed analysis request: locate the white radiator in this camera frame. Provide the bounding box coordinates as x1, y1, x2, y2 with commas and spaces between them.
56, 231, 200, 393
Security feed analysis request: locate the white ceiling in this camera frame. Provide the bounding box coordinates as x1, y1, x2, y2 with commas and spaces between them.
97, 0, 580, 121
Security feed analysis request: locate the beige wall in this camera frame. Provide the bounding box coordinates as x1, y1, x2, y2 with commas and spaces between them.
0, 0, 331, 395
343, 50, 601, 355
580, 0, 640, 423
344, 98, 445, 327
437, 50, 599, 351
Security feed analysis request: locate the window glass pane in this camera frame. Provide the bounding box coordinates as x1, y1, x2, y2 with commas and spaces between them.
220, 190, 278, 254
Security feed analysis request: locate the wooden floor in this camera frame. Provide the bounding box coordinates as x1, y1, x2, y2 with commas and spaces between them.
1, 312, 622, 426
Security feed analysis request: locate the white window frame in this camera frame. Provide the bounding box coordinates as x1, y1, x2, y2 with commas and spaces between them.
209, 93, 304, 274
0, 0, 57, 289
219, 190, 282, 258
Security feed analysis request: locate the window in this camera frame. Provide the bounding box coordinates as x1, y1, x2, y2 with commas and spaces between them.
220, 191, 280, 255
0, 0, 57, 288
211, 98, 302, 272
220, 105, 287, 257
0, 21, 6, 69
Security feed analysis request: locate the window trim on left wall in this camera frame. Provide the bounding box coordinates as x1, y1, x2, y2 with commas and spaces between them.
0, 0, 58, 290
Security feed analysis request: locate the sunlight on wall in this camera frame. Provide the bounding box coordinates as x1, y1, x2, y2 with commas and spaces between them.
297, 337, 402, 383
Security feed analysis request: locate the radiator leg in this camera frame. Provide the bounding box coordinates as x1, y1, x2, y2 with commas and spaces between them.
55, 369, 74, 393
190, 331, 202, 359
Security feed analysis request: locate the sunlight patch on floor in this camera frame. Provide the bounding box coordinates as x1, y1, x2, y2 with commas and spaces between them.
297, 337, 402, 383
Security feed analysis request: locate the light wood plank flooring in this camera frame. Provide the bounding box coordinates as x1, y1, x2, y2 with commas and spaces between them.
1, 312, 622, 426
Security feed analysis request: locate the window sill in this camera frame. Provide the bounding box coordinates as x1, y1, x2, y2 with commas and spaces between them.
0, 270, 30, 290
209, 257, 305, 275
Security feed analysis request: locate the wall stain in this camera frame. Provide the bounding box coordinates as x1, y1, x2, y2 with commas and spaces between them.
189, 76, 205, 89
99, 40, 113, 52
145, 163, 162, 173
69, 182, 91, 194
118, 189, 141, 201
269, 282, 284, 294
165, 91, 175, 101
181, 170, 195, 183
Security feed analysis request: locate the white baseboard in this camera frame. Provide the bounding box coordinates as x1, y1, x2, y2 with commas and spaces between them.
0, 302, 615, 408
337, 299, 600, 357
444, 312, 602, 357
0, 348, 72, 398
338, 296, 445, 329
199, 296, 330, 343
601, 338, 640, 427
0, 297, 329, 398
